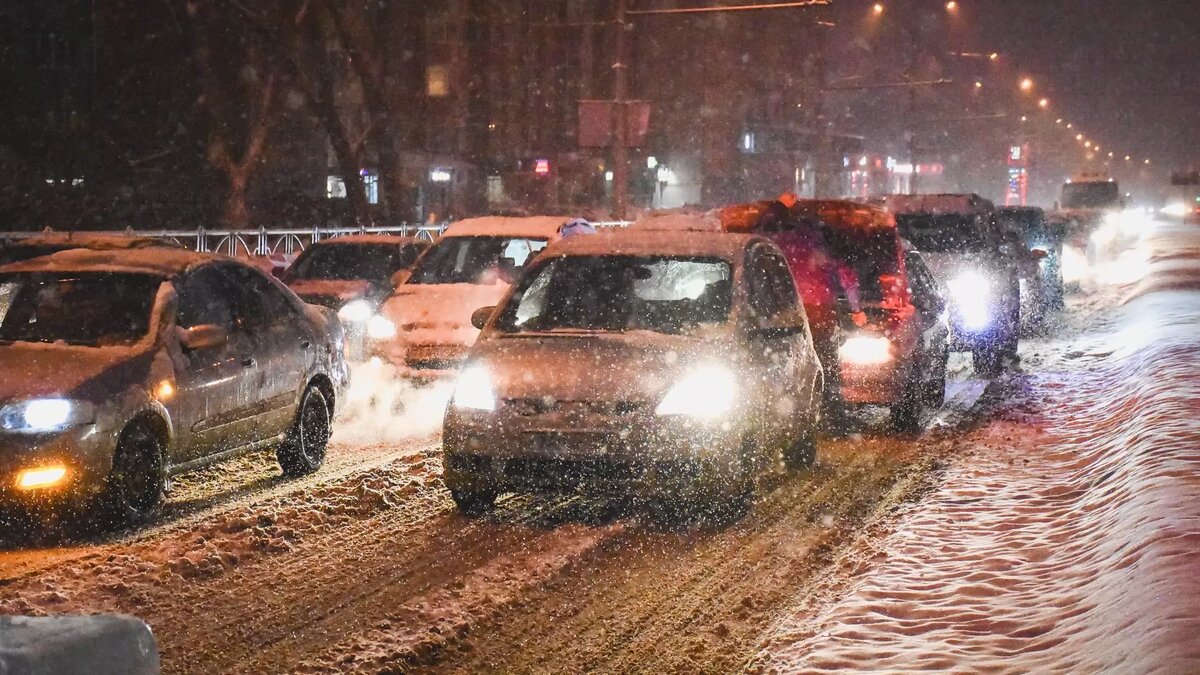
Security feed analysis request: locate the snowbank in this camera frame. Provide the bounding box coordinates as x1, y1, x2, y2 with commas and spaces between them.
753, 221, 1200, 673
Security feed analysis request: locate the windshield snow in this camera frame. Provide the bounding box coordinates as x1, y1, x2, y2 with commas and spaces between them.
291, 243, 422, 281
0, 272, 160, 346
497, 255, 732, 335
408, 236, 547, 285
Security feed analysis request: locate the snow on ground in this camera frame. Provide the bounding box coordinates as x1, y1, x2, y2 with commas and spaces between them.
753, 222, 1200, 673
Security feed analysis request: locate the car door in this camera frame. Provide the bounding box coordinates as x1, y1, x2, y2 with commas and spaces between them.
170, 265, 262, 462
905, 252, 950, 372
743, 246, 804, 451
224, 265, 315, 441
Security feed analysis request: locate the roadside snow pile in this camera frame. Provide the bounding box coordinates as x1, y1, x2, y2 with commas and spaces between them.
335, 360, 453, 443
753, 223, 1200, 673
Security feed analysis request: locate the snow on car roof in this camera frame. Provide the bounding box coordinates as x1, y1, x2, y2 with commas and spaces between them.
312, 234, 427, 246
879, 193, 994, 215
630, 211, 725, 232
544, 229, 757, 261
440, 216, 572, 240
6, 232, 186, 250
0, 246, 221, 277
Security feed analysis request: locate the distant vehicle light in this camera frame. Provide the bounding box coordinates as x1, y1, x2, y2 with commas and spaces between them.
839, 336, 893, 366
656, 365, 736, 419
366, 315, 397, 340
16, 465, 68, 491
338, 300, 374, 323
1163, 202, 1189, 218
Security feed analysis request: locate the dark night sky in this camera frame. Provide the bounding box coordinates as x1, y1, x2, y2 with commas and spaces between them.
972, 0, 1200, 176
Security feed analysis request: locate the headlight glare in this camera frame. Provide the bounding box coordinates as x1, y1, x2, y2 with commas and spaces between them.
839, 336, 893, 366
338, 300, 374, 323
656, 365, 737, 419
366, 315, 397, 340
453, 365, 496, 411
0, 399, 94, 433
949, 271, 991, 305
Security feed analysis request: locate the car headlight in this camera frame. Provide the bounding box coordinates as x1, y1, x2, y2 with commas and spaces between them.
338, 299, 374, 323
948, 271, 992, 330
656, 365, 736, 420
452, 365, 496, 411
0, 399, 95, 433
366, 315, 397, 340
839, 336, 893, 366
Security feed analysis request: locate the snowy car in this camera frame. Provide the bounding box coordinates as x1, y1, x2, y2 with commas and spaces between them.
277, 234, 429, 359
442, 224, 824, 517
0, 248, 348, 526
0, 233, 186, 266
881, 194, 1022, 376
367, 216, 574, 379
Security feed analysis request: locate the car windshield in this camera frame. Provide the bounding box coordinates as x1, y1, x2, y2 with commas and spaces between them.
0, 272, 160, 346
896, 214, 989, 253
0, 245, 71, 266
1062, 182, 1120, 209
291, 242, 423, 281
826, 229, 901, 303
496, 255, 732, 335
408, 236, 547, 285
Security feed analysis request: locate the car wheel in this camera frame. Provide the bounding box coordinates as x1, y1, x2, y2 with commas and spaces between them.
102, 424, 166, 527
890, 370, 923, 434
450, 488, 496, 517
783, 427, 817, 470
277, 386, 331, 478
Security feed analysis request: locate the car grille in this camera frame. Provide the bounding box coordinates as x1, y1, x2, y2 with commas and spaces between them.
406, 358, 463, 372
502, 457, 642, 482
502, 399, 648, 417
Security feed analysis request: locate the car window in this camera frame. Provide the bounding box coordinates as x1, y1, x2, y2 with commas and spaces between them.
746, 248, 791, 320
408, 236, 549, 285
177, 266, 236, 330
223, 265, 297, 328
763, 251, 800, 313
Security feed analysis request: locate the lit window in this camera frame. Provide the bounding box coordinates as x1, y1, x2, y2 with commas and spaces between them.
741, 132, 756, 153
427, 65, 450, 97
326, 176, 347, 199
363, 173, 379, 205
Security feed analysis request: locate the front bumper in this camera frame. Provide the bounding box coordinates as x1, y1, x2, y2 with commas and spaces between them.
0, 426, 115, 505
442, 405, 748, 500
367, 340, 468, 381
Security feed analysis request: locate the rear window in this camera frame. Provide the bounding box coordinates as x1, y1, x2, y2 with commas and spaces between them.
408, 236, 547, 285
497, 255, 732, 335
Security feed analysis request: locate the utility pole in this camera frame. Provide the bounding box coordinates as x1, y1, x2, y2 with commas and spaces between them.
611, 0, 630, 219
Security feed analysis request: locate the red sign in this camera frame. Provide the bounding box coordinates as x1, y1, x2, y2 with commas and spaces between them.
578, 100, 652, 148
534, 159, 550, 176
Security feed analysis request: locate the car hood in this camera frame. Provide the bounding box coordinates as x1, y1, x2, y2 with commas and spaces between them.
379, 282, 510, 348
470, 331, 728, 403
288, 279, 373, 304
0, 342, 153, 404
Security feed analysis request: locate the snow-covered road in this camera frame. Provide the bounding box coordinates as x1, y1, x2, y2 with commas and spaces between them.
0, 223, 1196, 674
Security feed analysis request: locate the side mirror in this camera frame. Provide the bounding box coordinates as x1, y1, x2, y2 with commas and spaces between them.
1030, 248, 1049, 260
177, 324, 228, 351
471, 305, 497, 330
391, 269, 413, 288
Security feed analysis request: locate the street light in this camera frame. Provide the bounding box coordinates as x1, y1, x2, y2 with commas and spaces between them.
1066, 123, 1073, 129
974, 81, 983, 89
873, 3, 884, 15
1019, 77, 1034, 92
989, 52, 999, 61
945, 1, 958, 11
1076, 134, 1084, 141
1038, 98, 1049, 109
1055, 118, 1063, 124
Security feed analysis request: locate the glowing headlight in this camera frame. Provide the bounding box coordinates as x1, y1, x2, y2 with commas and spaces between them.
452, 365, 496, 411
948, 271, 992, 331
338, 300, 374, 323
656, 365, 737, 419
1091, 222, 1118, 247
366, 315, 397, 340
839, 336, 893, 366
0, 399, 94, 433
1163, 202, 1188, 218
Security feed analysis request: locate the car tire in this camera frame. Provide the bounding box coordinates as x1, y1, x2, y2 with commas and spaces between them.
277, 386, 331, 478
890, 370, 923, 434
450, 488, 496, 517
101, 423, 166, 527
783, 427, 817, 470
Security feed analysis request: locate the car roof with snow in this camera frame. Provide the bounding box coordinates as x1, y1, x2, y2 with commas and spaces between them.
878, 193, 995, 215
542, 228, 760, 262
3, 232, 186, 250
310, 234, 428, 246
0, 247, 226, 277
440, 216, 573, 240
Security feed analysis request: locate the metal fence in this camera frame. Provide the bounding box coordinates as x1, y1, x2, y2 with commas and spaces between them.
0, 220, 633, 258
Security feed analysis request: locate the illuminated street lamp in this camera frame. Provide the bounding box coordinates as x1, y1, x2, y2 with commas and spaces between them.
946, 1, 958, 11
1125, 155, 1132, 161
1019, 77, 1034, 92
1038, 98, 1049, 109
1145, 159, 1151, 165
974, 81, 983, 89
1066, 123, 1073, 129
873, 3, 884, 15
1055, 118, 1063, 124
989, 52, 999, 61
1076, 134, 1084, 141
